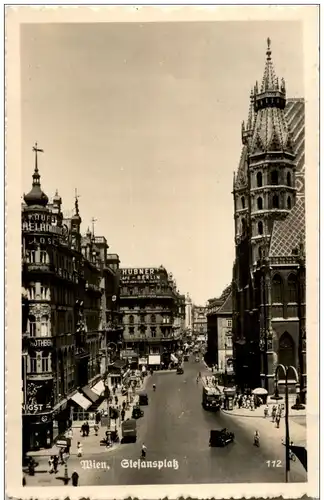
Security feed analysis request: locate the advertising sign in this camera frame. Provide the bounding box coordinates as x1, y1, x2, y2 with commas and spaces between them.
120, 268, 162, 284
139, 357, 147, 365
148, 355, 161, 365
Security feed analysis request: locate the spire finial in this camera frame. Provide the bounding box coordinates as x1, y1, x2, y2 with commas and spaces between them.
91, 217, 97, 238
75, 188, 80, 215
32, 142, 44, 175
266, 37, 271, 60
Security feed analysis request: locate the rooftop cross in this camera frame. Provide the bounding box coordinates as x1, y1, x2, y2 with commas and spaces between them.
32, 142, 44, 173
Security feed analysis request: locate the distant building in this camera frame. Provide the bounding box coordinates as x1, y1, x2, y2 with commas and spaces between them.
192, 305, 208, 339
232, 39, 306, 398
206, 286, 233, 369
185, 293, 193, 333
120, 267, 184, 368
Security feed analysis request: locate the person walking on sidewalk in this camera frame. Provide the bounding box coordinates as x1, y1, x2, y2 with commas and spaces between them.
264, 405, 269, 418
271, 405, 277, 422
254, 430, 260, 447
53, 455, 59, 473
276, 413, 281, 428
94, 423, 99, 436
121, 408, 126, 422
77, 441, 83, 457
71, 471, 79, 486
48, 456, 54, 474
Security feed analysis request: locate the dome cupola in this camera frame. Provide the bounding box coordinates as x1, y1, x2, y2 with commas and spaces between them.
24, 143, 48, 207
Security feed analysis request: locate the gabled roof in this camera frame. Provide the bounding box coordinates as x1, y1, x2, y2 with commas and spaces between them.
217, 291, 233, 314
269, 197, 305, 257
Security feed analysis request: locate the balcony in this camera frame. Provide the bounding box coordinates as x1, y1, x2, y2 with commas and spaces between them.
23, 262, 55, 274
27, 372, 54, 381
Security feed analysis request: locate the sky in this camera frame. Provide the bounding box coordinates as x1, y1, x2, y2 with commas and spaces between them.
20, 21, 304, 305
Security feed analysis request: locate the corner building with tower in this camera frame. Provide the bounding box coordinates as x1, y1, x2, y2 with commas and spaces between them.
232, 40, 306, 400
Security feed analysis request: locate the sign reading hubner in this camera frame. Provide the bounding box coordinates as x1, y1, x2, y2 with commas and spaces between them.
120, 268, 161, 283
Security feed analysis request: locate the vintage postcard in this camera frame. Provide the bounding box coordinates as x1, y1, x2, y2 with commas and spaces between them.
5, 5, 319, 500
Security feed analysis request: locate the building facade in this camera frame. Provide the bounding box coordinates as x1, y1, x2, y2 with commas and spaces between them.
21, 150, 121, 453
192, 305, 208, 339
206, 285, 233, 369
232, 39, 306, 399
120, 267, 183, 368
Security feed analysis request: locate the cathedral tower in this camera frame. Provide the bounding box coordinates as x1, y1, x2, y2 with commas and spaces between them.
248, 38, 297, 264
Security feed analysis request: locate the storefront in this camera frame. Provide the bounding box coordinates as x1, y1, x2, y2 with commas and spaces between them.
106, 360, 127, 388
23, 411, 53, 452
148, 354, 161, 370
52, 398, 70, 437
69, 390, 93, 422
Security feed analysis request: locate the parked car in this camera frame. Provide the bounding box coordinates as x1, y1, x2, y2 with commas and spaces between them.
121, 418, 137, 443
209, 428, 235, 447
138, 391, 149, 405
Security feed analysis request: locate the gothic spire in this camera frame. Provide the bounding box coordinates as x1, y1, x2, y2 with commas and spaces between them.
71, 188, 82, 224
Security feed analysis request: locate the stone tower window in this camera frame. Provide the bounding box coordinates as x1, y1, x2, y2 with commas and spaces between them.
257, 197, 263, 210
272, 194, 279, 209
28, 315, 36, 337
129, 314, 134, 325
258, 221, 263, 235
287, 171, 292, 186
271, 170, 279, 185
287, 273, 297, 302
287, 196, 292, 209
241, 218, 246, 234
241, 196, 245, 209
278, 332, 295, 367
272, 274, 283, 303
257, 172, 263, 187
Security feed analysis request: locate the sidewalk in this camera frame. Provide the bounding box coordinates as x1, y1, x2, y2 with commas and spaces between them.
27, 375, 149, 459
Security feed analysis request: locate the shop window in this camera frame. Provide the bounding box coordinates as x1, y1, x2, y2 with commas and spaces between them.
151, 327, 156, 338
40, 315, 49, 337
28, 315, 36, 337
151, 314, 156, 323
272, 194, 279, 209
287, 196, 292, 210
271, 170, 279, 185
241, 196, 245, 209
258, 221, 264, 235
287, 172, 292, 187
287, 273, 298, 302
272, 274, 283, 303
129, 327, 134, 335
129, 315, 134, 325
257, 197, 263, 210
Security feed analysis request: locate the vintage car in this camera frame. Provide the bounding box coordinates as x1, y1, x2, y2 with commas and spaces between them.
138, 391, 149, 406
121, 418, 137, 443
132, 406, 144, 419
209, 428, 235, 447
176, 366, 184, 375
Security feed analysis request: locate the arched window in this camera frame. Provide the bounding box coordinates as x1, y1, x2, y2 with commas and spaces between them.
129, 315, 134, 325
272, 194, 279, 209
241, 196, 245, 209
278, 332, 295, 367
28, 315, 36, 337
287, 172, 292, 186
258, 221, 264, 235
257, 197, 263, 210
287, 196, 292, 210
257, 172, 263, 187
241, 218, 246, 234
40, 315, 49, 337
272, 274, 283, 303
271, 170, 279, 185
287, 274, 298, 302
151, 314, 156, 323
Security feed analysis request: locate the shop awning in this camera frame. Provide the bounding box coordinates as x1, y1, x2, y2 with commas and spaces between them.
82, 385, 100, 403
70, 391, 92, 410
91, 380, 105, 396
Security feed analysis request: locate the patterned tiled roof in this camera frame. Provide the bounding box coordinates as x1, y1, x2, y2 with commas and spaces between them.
285, 98, 305, 197
269, 197, 305, 256
234, 145, 248, 190
217, 291, 233, 314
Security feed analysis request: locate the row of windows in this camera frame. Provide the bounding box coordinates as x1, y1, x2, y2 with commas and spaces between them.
29, 356, 51, 373
272, 274, 298, 303
256, 170, 292, 188
240, 194, 292, 218
24, 249, 75, 274
127, 314, 171, 324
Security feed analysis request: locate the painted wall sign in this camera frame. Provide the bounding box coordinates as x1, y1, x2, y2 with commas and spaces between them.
29, 338, 53, 348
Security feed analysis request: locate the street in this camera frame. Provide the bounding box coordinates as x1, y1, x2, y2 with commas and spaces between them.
34, 357, 306, 486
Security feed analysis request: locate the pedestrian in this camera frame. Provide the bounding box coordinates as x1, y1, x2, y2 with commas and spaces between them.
59, 448, 64, 465
22, 476, 26, 486
254, 430, 260, 447
53, 455, 58, 473
272, 405, 277, 422
85, 421, 90, 436
141, 443, 147, 459
71, 471, 79, 486
67, 427, 73, 439
264, 405, 269, 418
77, 441, 83, 457
48, 456, 54, 474
94, 423, 99, 436
121, 409, 125, 422
95, 412, 101, 424
115, 395, 118, 405
81, 423, 85, 437
276, 414, 281, 428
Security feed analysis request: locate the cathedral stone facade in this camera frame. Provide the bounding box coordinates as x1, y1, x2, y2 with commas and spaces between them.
232, 40, 306, 401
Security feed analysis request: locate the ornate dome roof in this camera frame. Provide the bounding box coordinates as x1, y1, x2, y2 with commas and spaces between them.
53, 189, 62, 204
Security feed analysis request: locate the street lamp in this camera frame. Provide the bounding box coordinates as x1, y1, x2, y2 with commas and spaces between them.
270, 364, 305, 483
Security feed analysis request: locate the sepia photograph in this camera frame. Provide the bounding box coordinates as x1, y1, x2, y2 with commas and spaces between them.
5, 5, 319, 500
